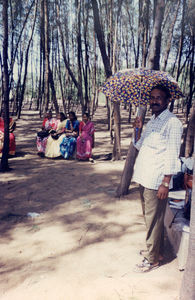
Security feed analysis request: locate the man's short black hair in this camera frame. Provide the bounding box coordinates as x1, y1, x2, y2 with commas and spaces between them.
151, 85, 171, 99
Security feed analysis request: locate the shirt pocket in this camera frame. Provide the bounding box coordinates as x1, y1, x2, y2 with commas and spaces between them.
143, 131, 166, 151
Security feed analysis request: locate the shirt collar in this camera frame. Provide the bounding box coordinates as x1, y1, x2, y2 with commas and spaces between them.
151, 108, 170, 121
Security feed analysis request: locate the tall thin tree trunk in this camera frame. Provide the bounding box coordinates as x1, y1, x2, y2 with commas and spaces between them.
109, 0, 113, 66
125, 4, 137, 67
109, 101, 114, 143
180, 161, 195, 300
57, 39, 67, 115
186, 32, 195, 121
18, 0, 37, 119
91, 0, 113, 141
38, 0, 45, 114
147, 0, 165, 70
91, 31, 97, 116
180, 2, 195, 294
162, 0, 180, 71
91, 0, 112, 78
83, 8, 90, 112
170, 0, 186, 112
128, 103, 132, 123
171, 45, 179, 76
135, 0, 143, 68
141, 0, 150, 67
44, 0, 50, 112
112, 102, 121, 160
9, 0, 35, 79
76, 0, 84, 113
48, 66, 59, 114
185, 103, 195, 158
116, 106, 146, 196
56, 0, 80, 93
14, 51, 23, 115
1, 0, 10, 172
44, 0, 59, 114
110, 0, 123, 160
176, 0, 186, 82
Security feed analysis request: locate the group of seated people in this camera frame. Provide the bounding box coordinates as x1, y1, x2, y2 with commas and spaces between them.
0, 113, 16, 157
36, 110, 95, 161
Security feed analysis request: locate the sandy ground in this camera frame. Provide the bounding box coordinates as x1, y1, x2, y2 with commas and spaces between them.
0, 106, 183, 300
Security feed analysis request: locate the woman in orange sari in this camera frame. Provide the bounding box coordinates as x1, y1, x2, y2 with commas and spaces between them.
0, 116, 16, 157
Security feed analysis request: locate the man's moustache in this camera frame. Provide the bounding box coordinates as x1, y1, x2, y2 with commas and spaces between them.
151, 103, 160, 107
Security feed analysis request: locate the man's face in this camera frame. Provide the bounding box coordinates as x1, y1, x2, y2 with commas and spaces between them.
149, 89, 168, 115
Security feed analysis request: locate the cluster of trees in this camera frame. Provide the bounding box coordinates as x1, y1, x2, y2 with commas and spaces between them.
0, 0, 194, 117
0, 0, 194, 166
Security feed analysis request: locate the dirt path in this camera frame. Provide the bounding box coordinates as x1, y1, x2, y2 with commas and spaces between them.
0, 106, 183, 300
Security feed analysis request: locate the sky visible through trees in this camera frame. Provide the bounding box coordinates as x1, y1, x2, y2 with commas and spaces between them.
0, 0, 194, 116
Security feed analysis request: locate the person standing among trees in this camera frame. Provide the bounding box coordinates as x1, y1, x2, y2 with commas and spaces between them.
132, 85, 183, 273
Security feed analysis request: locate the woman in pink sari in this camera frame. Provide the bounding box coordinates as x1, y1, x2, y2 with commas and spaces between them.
76, 112, 95, 161
0, 115, 16, 157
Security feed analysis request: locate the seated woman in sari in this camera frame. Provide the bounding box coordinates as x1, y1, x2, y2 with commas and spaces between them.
60, 111, 79, 159
0, 115, 16, 157
45, 112, 67, 158
36, 111, 58, 156
76, 112, 95, 161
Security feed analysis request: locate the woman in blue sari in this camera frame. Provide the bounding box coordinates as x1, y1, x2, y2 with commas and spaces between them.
60, 111, 79, 159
